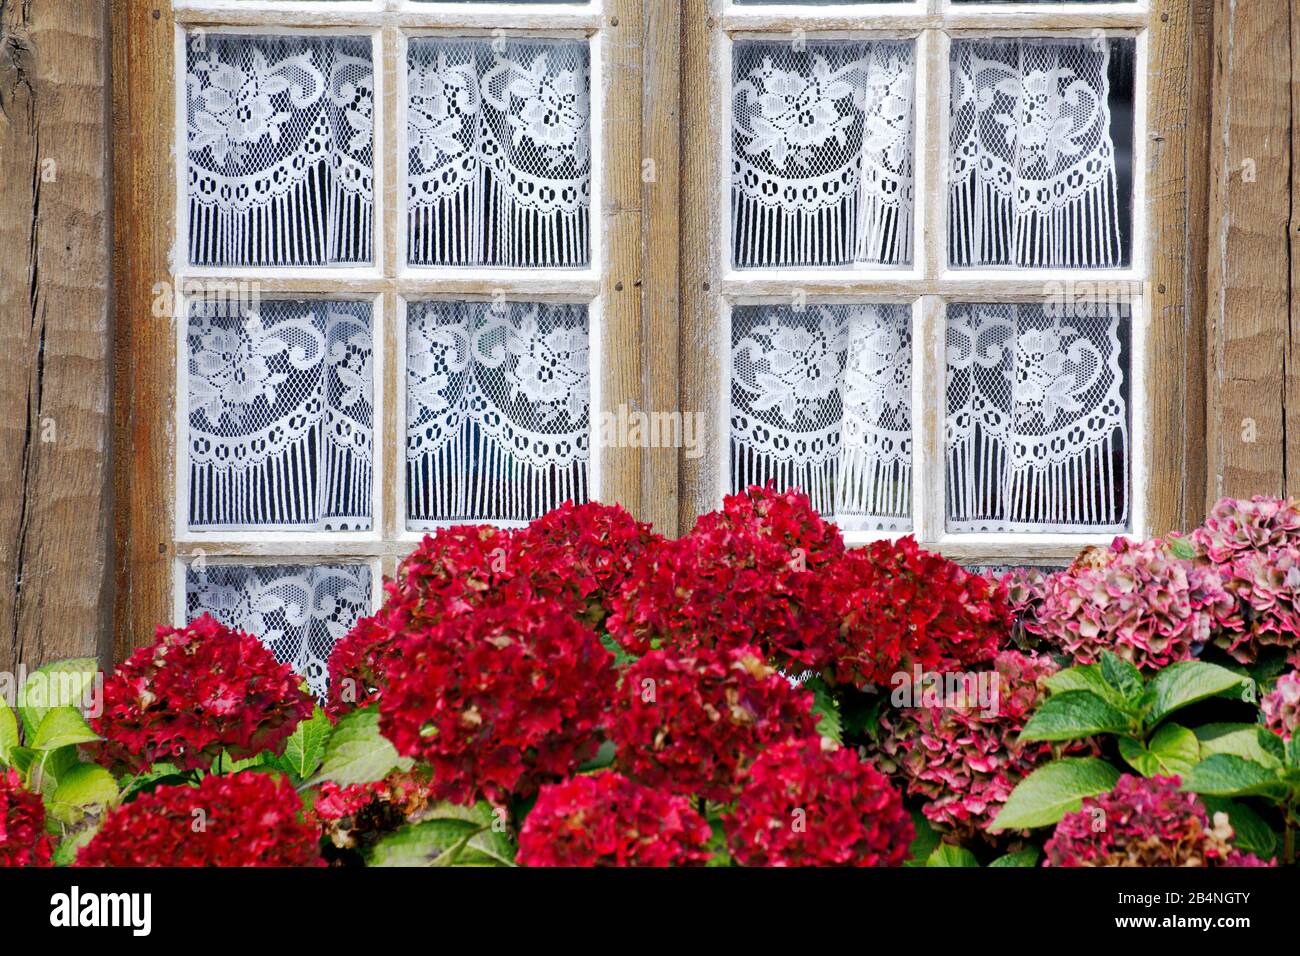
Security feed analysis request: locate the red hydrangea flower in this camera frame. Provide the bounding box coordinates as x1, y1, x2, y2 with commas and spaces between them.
379, 597, 616, 805
518, 771, 712, 867
512, 501, 662, 628
1262, 670, 1300, 741
1034, 538, 1232, 672
1191, 497, 1300, 664
876, 650, 1099, 843
327, 525, 529, 717
77, 772, 323, 867
610, 643, 818, 802
725, 737, 913, 867
0, 768, 52, 867
824, 537, 1011, 689
314, 771, 437, 853
608, 486, 843, 670
1044, 774, 1272, 867
93, 614, 314, 773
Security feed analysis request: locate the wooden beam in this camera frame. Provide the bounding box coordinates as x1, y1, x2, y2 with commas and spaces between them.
0, 0, 113, 670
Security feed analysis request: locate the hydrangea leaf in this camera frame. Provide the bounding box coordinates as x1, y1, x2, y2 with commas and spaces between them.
18, 658, 98, 740
1288, 733, 1300, 771
31, 706, 100, 751
271, 705, 332, 782
903, 810, 941, 867
1018, 690, 1134, 743
314, 705, 412, 788
367, 818, 482, 867
1167, 536, 1197, 560
1099, 652, 1145, 704
457, 826, 519, 867
1181, 754, 1285, 798
989, 757, 1122, 831
1200, 797, 1278, 861
806, 677, 843, 746
1043, 665, 1129, 709
48, 764, 119, 824
1195, 723, 1283, 767
1144, 661, 1250, 727
925, 843, 979, 867
989, 846, 1040, 867
0, 698, 18, 765
1118, 723, 1199, 778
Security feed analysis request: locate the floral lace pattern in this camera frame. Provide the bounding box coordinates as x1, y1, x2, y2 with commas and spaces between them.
186, 33, 374, 266
732, 40, 915, 268
407, 38, 591, 267
732, 304, 912, 531
946, 302, 1129, 532
186, 564, 371, 700
407, 301, 589, 526
187, 299, 373, 531
949, 38, 1124, 268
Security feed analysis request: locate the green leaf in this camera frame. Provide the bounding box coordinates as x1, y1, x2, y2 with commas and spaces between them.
925, 843, 979, 867
1019, 691, 1134, 743
52, 825, 100, 868
1288, 734, 1300, 770
599, 633, 639, 668
18, 659, 98, 740
576, 738, 616, 773
456, 827, 518, 867
1144, 661, 1249, 727
31, 707, 100, 751
1256, 727, 1286, 763
1118, 723, 1200, 778
1182, 754, 1285, 798
0, 698, 18, 764
48, 764, 118, 824
1195, 723, 1283, 767
271, 706, 332, 781
367, 819, 482, 867
1100, 652, 1145, 704
904, 810, 942, 867
313, 705, 411, 788
30, 745, 82, 799
989, 846, 1040, 867
990, 758, 1122, 831
1043, 665, 1130, 709
1167, 535, 1197, 560
807, 678, 843, 745
1200, 797, 1278, 860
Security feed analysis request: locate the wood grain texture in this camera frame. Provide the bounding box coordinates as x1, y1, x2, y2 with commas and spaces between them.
0, 0, 113, 670
111, 0, 175, 659
1206, 0, 1293, 505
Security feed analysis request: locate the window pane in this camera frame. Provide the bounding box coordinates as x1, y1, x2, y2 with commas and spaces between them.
186, 564, 372, 699
945, 301, 1130, 532
731, 39, 916, 269
187, 298, 374, 531
406, 301, 590, 526
731, 303, 912, 531
185, 34, 374, 267
949, 37, 1135, 269
407, 38, 591, 267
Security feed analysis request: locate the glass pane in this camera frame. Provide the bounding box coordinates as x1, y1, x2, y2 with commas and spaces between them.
185, 33, 374, 266
406, 38, 591, 267
187, 298, 374, 532
731, 303, 912, 531
406, 301, 590, 526
185, 564, 372, 700
945, 301, 1131, 533
949, 37, 1135, 269
731, 39, 916, 269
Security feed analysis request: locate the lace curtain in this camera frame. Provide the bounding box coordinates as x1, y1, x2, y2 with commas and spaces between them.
949, 38, 1122, 269
188, 299, 373, 531
407, 301, 589, 526
186, 34, 374, 267
946, 302, 1129, 532
407, 38, 591, 268
731, 304, 912, 531
186, 564, 371, 700
731, 39, 915, 269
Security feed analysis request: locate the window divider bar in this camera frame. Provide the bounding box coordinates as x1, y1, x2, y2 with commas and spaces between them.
913, 295, 947, 543
720, 13, 1147, 35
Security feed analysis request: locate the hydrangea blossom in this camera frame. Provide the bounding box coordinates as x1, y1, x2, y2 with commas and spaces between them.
77, 772, 323, 867
313, 771, 438, 853
518, 772, 712, 867
610, 643, 818, 802
1262, 670, 1300, 740
93, 614, 314, 773
725, 737, 913, 867
1044, 774, 1272, 867
0, 769, 52, 868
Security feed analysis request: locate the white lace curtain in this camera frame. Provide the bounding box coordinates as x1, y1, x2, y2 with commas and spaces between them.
187, 299, 373, 531
945, 302, 1129, 532
407, 301, 590, 526
731, 39, 915, 269
731, 304, 912, 531
186, 564, 372, 700
949, 38, 1122, 269
186, 34, 374, 267
407, 38, 591, 268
